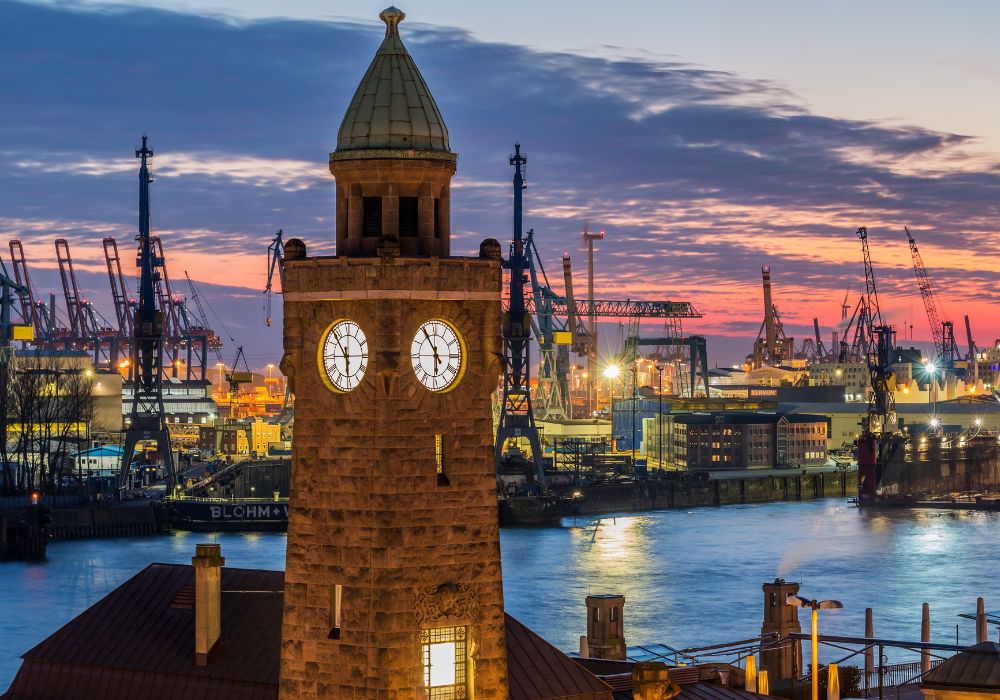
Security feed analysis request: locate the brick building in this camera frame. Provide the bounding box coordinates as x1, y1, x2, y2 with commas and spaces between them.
647, 412, 828, 470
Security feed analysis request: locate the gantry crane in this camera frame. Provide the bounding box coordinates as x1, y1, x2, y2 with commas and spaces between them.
103, 237, 135, 358
120, 136, 174, 492
905, 227, 959, 365
8, 240, 54, 344
55, 238, 119, 367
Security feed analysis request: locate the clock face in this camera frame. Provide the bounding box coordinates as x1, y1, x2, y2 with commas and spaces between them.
319, 320, 368, 393
411, 319, 465, 392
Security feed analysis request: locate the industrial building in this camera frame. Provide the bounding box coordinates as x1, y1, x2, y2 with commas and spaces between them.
645, 411, 829, 471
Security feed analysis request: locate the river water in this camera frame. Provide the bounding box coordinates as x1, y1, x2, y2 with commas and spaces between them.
0, 499, 996, 688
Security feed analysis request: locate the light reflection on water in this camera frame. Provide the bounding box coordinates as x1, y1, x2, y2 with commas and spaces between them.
0, 498, 996, 689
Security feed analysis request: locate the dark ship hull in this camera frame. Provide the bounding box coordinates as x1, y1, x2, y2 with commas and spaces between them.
498, 494, 565, 527
858, 433, 1000, 507
166, 498, 289, 532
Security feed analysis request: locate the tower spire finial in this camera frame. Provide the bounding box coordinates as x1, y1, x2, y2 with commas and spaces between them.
379, 6, 404, 37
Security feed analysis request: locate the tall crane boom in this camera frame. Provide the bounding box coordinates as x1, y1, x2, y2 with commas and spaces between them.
495, 144, 545, 487
54, 238, 91, 342
103, 237, 135, 340
7, 240, 45, 339
264, 229, 284, 327
905, 227, 945, 356
119, 136, 174, 492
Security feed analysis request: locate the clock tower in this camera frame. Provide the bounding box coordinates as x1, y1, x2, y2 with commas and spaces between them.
278, 7, 509, 700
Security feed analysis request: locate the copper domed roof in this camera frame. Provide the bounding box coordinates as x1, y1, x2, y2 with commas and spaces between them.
335, 7, 451, 155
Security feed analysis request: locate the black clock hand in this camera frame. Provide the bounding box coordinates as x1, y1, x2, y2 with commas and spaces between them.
340, 342, 351, 373
423, 327, 441, 369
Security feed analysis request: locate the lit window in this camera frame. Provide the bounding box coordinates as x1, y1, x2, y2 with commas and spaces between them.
422, 626, 467, 700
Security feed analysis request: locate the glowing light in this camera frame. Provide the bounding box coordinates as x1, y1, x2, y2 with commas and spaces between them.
603, 364, 621, 379
975, 418, 983, 426
428, 641, 457, 687
929, 418, 940, 428
84, 369, 93, 378
926, 362, 938, 374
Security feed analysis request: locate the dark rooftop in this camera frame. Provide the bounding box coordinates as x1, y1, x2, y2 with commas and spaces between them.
922, 641, 1000, 691
3, 563, 615, 700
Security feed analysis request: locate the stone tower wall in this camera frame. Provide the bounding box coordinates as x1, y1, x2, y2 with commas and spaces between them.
278, 254, 508, 700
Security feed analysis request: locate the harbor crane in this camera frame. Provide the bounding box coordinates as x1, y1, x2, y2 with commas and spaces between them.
119, 136, 175, 493
905, 227, 959, 365
264, 229, 284, 327
495, 144, 546, 486
856, 226, 898, 504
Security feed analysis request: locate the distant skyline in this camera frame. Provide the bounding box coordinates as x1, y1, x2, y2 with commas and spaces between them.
3, 0, 999, 370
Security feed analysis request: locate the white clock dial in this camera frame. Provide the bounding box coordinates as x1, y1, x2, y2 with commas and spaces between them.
411, 319, 464, 392
320, 320, 368, 393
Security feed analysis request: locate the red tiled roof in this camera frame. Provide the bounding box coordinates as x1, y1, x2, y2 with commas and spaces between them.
2, 563, 615, 700
506, 615, 614, 700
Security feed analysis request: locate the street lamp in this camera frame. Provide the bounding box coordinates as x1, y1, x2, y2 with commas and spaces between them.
655, 364, 663, 469
787, 595, 844, 700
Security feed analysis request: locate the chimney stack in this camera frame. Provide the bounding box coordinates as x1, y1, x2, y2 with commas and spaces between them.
192, 543, 225, 666
585, 595, 626, 660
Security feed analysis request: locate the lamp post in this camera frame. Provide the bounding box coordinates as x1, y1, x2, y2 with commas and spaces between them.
631, 362, 638, 466
656, 364, 663, 469
604, 364, 621, 449
787, 595, 844, 700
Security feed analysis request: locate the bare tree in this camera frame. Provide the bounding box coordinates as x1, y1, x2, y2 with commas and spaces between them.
5, 354, 95, 495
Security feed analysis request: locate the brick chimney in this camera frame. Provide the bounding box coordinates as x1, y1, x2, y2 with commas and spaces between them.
192, 543, 224, 666
586, 594, 626, 660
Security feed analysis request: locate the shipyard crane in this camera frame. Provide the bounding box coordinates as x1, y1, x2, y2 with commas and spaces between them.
55, 238, 119, 367
119, 136, 175, 492
103, 237, 135, 345
54, 239, 91, 346
264, 229, 284, 327
905, 227, 959, 365
7, 240, 51, 343
581, 226, 604, 412
517, 244, 702, 418
965, 315, 978, 383
149, 236, 184, 374
856, 226, 898, 504
0, 257, 33, 487
495, 144, 546, 486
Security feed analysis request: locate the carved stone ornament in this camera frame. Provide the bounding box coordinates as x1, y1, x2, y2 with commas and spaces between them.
414, 583, 480, 626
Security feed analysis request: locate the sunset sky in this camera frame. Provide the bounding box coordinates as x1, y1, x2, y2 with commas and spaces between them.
2, 1, 999, 370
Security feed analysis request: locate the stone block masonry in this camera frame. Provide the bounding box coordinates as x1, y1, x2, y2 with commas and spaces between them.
279, 253, 509, 700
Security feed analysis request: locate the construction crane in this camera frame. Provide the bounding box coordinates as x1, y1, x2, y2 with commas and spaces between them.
119, 136, 175, 492
905, 227, 959, 364
264, 229, 284, 327
495, 144, 546, 486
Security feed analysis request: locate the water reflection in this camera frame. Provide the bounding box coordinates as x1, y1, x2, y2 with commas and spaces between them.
0, 499, 996, 689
